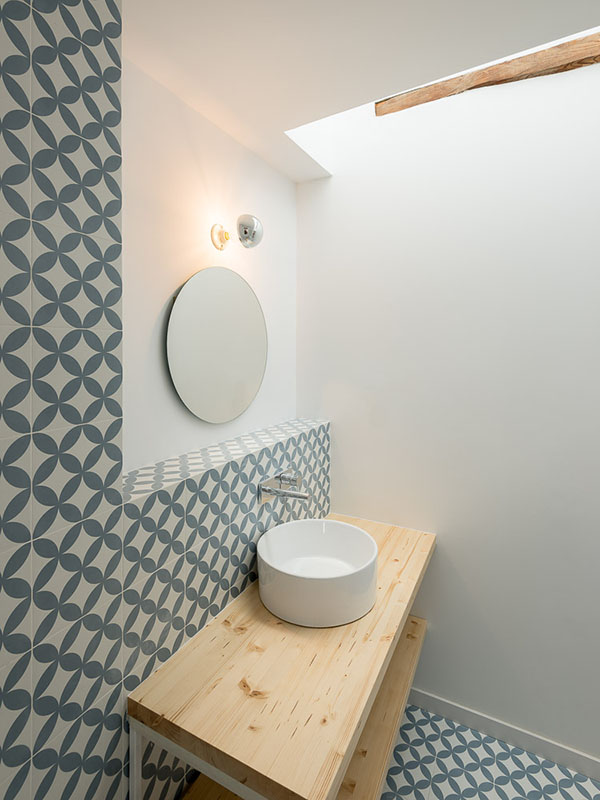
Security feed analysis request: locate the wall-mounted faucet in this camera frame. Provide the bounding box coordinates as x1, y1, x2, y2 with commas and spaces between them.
258, 470, 310, 504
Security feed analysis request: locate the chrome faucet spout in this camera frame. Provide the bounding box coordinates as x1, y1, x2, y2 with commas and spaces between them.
259, 485, 310, 501
258, 469, 311, 504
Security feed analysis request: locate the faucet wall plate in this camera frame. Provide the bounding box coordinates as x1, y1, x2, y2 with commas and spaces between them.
258, 470, 309, 504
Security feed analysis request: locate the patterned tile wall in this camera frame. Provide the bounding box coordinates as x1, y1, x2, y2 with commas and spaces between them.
122, 418, 327, 502
2, 3, 332, 798
123, 419, 331, 800
0, 2, 331, 797
383, 705, 600, 800
0, 0, 123, 798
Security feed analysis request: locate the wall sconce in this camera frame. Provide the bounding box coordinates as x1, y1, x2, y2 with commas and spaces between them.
210, 224, 230, 251
210, 215, 263, 250
237, 214, 263, 248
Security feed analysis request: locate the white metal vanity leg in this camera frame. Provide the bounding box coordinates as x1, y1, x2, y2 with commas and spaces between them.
129, 721, 142, 800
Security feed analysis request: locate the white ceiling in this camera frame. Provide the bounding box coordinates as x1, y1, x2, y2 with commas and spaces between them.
124, 0, 600, 182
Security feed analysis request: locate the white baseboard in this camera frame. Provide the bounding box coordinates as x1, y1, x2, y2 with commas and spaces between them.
409, 688, 600, 782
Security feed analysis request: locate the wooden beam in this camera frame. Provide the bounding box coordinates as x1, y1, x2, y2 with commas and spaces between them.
375, 32, 600, 116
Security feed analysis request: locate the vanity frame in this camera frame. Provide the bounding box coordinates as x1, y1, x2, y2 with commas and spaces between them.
129, 720, 266, 800
128, 514, 436, 800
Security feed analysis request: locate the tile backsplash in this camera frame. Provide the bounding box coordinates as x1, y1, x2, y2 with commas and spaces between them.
122, 418, 330, 683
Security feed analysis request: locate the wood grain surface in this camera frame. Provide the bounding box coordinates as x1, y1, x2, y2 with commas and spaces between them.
128, 515, 436, 800
375, 32, 600, 116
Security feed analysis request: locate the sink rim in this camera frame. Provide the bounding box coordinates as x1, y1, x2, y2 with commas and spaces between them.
257, 518, 378, 581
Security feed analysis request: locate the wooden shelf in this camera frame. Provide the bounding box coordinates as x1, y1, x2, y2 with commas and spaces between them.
336, 615, 426, 799
184, 774, 239, 800
128, 514, 435, 800
184, 615, 427, 800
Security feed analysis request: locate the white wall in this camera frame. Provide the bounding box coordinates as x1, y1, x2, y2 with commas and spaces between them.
296, 65, 600, 757
122, 61, 297, 472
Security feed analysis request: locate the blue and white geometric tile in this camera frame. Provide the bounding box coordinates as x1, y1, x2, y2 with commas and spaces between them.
31, 0, 121, 243
180, 465, 232, 542
122, 418, 329, 501
0, 651, 32, 798
31, 223, 122, 330
122, 560, 187, 671
1, 0, 124, 796
0, 1, 31, 224
0, 432, 31, 555
381, 706, 600, 800
31, 593, 123, 753
122, 646, 169, 699
0, 212, 31, 327
31, 416, 122, 538
136, 737, 196, 800
31, 682, 125, 800
31, 503, 123, 646
122, 489, 188, 589
31, 111, 121, 245
0, 539, 32, 671
0, 324, 31, 438
32, 326, 122, 431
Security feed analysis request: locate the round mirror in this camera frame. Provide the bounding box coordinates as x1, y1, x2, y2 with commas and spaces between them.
166, 267, 268, 423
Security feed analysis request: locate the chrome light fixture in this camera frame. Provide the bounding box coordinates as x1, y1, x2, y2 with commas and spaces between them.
237, 214, 263, 248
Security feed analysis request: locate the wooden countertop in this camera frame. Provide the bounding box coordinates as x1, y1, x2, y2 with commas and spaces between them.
182, 615, 428, 800
128, 514, 436, 800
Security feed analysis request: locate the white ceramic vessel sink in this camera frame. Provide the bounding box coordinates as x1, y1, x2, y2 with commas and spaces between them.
257, 519, 378, 627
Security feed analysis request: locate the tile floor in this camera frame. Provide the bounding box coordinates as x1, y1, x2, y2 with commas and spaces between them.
383, 706, 600, 800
